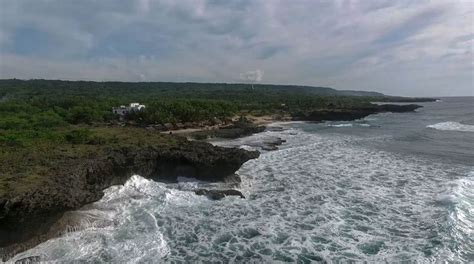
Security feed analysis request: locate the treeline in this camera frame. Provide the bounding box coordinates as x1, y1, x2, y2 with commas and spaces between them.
0, 79, 379, 147
128, 100, 238, 124
0, 79, 342, 100
0, 79, 375, 128
0, 98, 238, 128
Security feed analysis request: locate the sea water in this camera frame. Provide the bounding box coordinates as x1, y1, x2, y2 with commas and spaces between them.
10, 97, 474, 263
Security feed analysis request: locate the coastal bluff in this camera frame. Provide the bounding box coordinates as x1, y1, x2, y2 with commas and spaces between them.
0, 134, 258, 259
292, 104, 423, 121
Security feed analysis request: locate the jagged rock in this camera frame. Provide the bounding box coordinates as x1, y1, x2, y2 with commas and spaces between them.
261, 145, 278, 151
0, 138, 259, 258
191, 120, 266, 140
194, 189, 245, 200
261, 137, 286, 151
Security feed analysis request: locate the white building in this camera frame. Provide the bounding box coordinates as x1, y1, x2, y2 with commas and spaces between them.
112, 103, 146, 116
129, 103, 145, 110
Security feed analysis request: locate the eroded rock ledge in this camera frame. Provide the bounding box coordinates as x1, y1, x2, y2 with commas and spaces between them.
292, 104, 422, 121
0, 138, 259, 259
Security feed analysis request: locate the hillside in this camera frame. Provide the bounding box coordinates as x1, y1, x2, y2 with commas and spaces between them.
0, 79, 383, 99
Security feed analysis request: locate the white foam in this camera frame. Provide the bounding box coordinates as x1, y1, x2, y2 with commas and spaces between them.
10, 125, 473, 263
326, 122, 371, 128
328, 123, 353, 127
427, 121, 474, 132
10, 175, 175, 263
441, 171, 474, 262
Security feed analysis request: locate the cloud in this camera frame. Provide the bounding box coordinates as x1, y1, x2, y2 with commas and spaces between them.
0, 0, 472, 96
374, 7, 445, 46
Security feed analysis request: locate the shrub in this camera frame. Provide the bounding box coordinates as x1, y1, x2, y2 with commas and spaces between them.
64, 129, 93, 144
0, 134, 24, 147
0, 116, 30, 130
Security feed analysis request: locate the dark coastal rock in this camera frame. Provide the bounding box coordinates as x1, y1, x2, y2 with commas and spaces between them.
143, 142, 260, 182
190, 119, 266, 140
261, 137, 286, 151
194, 189, 245, 200
213, 124, 265, 139
0, 138, 259, 259
292, 104, 422, 122
376, 104, 422, 112
261, 145, 278, 151
293, 109, 372, 121
263, 137, 286, 146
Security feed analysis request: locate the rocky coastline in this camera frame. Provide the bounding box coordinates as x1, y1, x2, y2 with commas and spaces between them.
0, 137, 259, 260
188, 118, 266, 140
291, 104, 422, 122
0, 103, 422, 260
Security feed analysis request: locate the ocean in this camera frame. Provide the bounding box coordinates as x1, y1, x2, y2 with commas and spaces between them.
10, 97, 474, 263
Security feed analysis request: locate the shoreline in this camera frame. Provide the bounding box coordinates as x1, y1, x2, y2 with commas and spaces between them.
159, 114, 290, 135
0, 135, 259, 261
158, 103, 422, 139
0, 103, 424, 261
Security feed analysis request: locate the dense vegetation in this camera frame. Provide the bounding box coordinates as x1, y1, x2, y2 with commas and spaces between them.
0, 78, 435, 203
0, 79, 431, 259
0, 79, 435, 149
0, 79, 373, 146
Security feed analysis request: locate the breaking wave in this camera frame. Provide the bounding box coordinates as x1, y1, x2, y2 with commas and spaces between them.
10, 175, 176, 263
326, 123, 371, 128
327, 123, 353, 127
10, 120, 474, 263
427, 122, 474, 132
448, 171, 474, 261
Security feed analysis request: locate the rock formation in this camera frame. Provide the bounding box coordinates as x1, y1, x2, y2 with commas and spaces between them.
0, 138, 259, 259
292, 104, 422, 122
194, 189, 246, 200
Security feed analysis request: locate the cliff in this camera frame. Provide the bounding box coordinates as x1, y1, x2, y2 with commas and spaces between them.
0, 134, 258, 258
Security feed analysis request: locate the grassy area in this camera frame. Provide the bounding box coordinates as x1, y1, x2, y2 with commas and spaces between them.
0, 126, 181, 197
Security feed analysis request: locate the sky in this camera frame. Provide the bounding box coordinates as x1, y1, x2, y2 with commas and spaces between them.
0, 0, 472, 96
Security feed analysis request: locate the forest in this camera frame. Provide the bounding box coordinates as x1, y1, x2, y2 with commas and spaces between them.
0, 79, 431, 148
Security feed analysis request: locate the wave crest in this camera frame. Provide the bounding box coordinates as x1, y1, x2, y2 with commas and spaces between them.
427, 122, 474, 132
